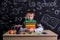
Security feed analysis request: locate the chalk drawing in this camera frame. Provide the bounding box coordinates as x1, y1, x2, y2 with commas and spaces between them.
41, 14, 60, 29
55, 10, 60, 15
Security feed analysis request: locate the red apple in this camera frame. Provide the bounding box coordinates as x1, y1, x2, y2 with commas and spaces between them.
9, 30, 14, 34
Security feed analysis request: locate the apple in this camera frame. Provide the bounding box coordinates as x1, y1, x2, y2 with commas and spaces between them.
9, 30, 14, 34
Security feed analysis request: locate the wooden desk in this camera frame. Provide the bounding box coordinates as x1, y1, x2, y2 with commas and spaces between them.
3, 30, 58, 40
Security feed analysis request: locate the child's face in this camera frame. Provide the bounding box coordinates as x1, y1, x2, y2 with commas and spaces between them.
26, 13, 34, 20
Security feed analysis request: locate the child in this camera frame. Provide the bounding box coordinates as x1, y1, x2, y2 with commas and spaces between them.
15, 11, 43, 33
20, 11, 37, 28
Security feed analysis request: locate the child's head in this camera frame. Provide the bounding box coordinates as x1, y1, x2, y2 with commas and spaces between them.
26, 11, 35, 20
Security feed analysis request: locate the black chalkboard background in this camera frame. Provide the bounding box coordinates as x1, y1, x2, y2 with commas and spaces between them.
0, 0, 60, 40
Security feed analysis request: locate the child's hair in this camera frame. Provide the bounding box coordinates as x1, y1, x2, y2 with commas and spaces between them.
26, 10, 35, 14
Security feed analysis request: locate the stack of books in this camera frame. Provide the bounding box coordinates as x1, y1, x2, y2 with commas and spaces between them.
25, 19, 36, 29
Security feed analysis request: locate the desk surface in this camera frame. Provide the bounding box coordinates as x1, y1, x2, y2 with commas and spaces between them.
3, 30, 58, 37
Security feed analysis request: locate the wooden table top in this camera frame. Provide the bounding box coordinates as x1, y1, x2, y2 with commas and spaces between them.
3, 30, 58, 37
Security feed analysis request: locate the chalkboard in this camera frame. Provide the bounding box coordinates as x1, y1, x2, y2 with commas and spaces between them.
0, 0, 60, 39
